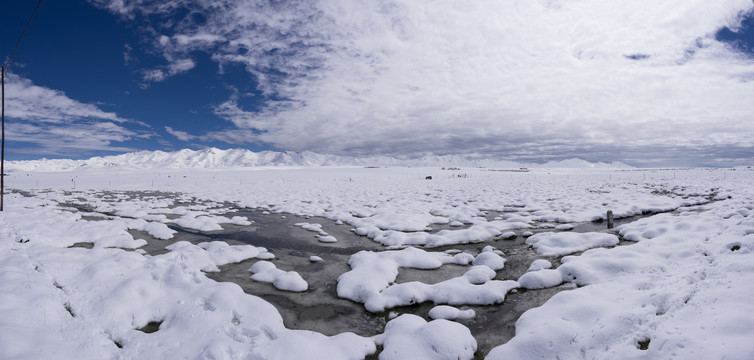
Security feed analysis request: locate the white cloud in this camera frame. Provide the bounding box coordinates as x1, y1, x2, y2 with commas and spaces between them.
8, 122, 143, 157
198, 129, 261, 145
91, 0, 754, 166
142, 69, 167, 83
168, 58, 196, 74
140, 58, 195, 84
174, 33, 225, 46
123, 43, 134, 66
165, 124, 259, 146
5, 73, 128, 123
3, 73, 151, 156
165, 126, 195, 141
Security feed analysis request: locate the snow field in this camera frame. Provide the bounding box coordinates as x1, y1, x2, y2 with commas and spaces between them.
2, 167, 752, 359
489, 179, 754, 359
0, 195, 374, 359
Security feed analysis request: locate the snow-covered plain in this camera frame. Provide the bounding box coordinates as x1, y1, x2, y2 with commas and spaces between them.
1, 161, 753, 359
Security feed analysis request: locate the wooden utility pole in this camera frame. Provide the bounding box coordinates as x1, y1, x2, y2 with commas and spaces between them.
1, 65, 4, 211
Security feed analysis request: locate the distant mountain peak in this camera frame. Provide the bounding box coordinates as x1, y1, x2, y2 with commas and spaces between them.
6, 148, 634, 172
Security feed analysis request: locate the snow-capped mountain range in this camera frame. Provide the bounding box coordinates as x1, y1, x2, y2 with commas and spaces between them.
6, 148, 633, 172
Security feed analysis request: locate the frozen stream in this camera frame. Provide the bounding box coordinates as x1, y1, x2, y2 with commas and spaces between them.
129, 206, 636, 357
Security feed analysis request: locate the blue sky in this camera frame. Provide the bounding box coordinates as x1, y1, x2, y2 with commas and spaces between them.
2, 0, 754, 166
1, 0, 269, 159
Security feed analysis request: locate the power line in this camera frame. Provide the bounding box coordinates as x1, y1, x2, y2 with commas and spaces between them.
4, 0, 45, 69
2, 0, 46, 211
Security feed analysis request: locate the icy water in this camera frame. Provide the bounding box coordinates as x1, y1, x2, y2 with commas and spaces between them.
159, 209, 619, 358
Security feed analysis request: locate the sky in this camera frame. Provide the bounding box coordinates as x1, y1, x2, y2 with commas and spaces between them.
2, 0, 754, 167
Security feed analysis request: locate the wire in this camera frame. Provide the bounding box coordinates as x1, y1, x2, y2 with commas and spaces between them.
4, 0, 45, 69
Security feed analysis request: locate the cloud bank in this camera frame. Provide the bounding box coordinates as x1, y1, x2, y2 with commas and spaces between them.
92, 0, 754, 166
4, 73, 149, 156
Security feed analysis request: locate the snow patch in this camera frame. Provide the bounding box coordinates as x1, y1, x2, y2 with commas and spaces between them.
526, 232, 619, 256
375, 314, 477, 360
249, 261, 309, 292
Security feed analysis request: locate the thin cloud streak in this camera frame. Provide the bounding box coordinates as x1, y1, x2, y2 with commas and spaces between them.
165, 126, 195, 141
165, 125, 260, 146
5, 73, 128, 123
4, 73, 152, 156
92, 0, 754, 166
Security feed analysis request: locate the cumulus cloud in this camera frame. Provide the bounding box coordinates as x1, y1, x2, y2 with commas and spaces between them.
3, 73, 151, 156
90, 0, 754, 166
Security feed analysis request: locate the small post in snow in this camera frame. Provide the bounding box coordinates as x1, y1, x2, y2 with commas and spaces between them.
606, 210, 614, 229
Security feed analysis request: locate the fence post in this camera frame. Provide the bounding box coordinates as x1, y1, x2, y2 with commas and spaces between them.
607, 210, 614, 229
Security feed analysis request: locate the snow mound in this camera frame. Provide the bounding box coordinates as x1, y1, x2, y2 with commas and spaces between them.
337, 247, 517, 312
249, 261, 309, 292
527, 259, 552, 271
376, 314, 477, 360
317, 235, 338, 243
526, 232, 619, 256
472, 251, 506, 271
517, 269, 564, 289
428, 305, 476, 320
